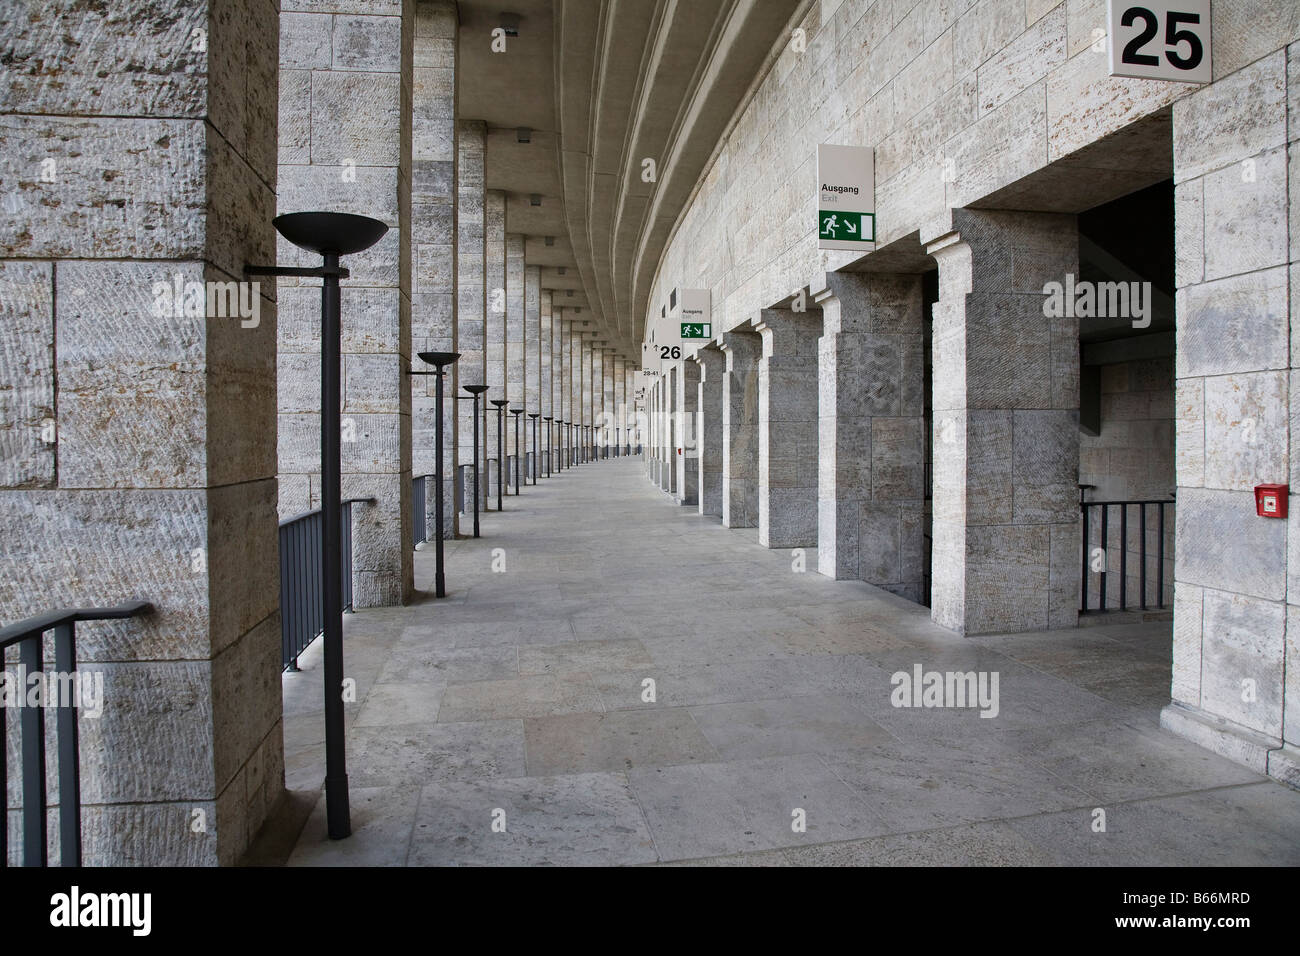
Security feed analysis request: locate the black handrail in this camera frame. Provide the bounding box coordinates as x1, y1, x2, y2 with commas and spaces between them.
1, 601, 152, 867
1081, 495, 1175, 612
279, 498, 372, 671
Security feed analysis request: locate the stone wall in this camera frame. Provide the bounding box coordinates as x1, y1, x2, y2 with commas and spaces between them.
1, 0, 283, 865
641, 0, 1300, 781
277, 0, 414, 606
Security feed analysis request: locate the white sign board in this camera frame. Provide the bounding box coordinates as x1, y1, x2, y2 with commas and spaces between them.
817, 144, 874, 251
678, 289, 711, 350
1107, 0, 1211, 84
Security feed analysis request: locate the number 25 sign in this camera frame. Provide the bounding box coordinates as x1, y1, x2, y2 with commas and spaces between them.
1107, 0, 1211, 84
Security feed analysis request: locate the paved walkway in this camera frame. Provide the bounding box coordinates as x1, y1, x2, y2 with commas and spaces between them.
276, 458, 1300, 866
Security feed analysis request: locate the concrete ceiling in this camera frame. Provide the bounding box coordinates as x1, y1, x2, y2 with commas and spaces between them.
456, 0, 800, 368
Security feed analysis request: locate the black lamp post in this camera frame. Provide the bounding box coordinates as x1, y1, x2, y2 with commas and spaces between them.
490, 398, 508, 509
510, 408, 524, 493
411, 351, 459, 599
462, 384, 489, 536
543, 416, 553, 477
245, 210, 388, 842
529, 413, 540, 484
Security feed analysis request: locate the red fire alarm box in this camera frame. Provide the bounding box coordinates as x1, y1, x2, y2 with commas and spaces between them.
1255, 483, 1288, 518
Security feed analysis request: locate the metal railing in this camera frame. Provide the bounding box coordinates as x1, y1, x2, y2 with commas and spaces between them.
412, 474, 430, 549
279, 498, 370, 671
0, 601, 152, 867
1080, 491, 1175, 613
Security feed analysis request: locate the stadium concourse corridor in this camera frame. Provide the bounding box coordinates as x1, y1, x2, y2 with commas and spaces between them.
271, 459, 1300, 866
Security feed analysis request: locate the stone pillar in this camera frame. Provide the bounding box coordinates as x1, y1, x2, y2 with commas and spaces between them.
581, 338, 593, 461
0, 0, 280, 864
455, 120, 486, 520
410, 0, 458, 539
926, 208, 1079, 635
560, 318, 573, 464
614, 356, 627, 454
814, 273, 926, 600
277, 1, 412, 606
719, 330, 761, 528
526, 267, 540, 471
1161, 49, 1297, 784
663, 365, 678, 493
603, 349, 616, 456
591, 346, 603, 457
484, 191, 506, 494
753, 310, 821, 549
505, 234, 525, 474
694, 346, 726, 518
540, 290, 553, 471
675, 359, 700, 506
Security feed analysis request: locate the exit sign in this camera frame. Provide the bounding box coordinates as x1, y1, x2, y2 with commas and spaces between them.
681, 322, 711, 339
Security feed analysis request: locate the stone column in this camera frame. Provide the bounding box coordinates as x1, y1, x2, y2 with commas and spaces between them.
526, 267, 540, 472
753, 310, 821, 549
0, 0, 280, 864
719, 330, 761, 528
581, 338, 593, 461
455, 120, 486, 521
484, 191, 506, 495
1161, 49, 1296, 784
277, 2, 412, 606
926, 208, 1079, 635
505, 235, 525, 476
675, 359, 700, 505
592, 346, 605, 456
663, 365, 678, 493
540, 290, 553, 471
410, 0, 458, 540
814, 273, 926, 600
560, 318, 573, 464
694, 346, 726, 518
603, 349, 616, 456
613, 356, 627, 454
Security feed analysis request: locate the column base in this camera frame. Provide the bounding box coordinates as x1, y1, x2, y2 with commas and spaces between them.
1159, 702, 1290, 782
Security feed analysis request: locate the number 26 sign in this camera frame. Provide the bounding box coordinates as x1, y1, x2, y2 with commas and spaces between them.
1107, 0, 1211, 84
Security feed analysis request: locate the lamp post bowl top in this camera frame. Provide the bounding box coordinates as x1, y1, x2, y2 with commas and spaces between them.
489, 398, 509, 408
510, 408, 524, 416
273, 212, 388, 256
463, 384, 490, 395
417, 350, 460, 368
528, 413, 540, 419
543, 416, 552, 421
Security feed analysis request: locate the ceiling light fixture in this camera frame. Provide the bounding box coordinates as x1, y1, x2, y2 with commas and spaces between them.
516, 126, 531, 143
530, 193, 542, 207
499, 12, 520, 37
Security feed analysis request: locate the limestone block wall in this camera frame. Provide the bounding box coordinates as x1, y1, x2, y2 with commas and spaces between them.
485, 190, 506, 487
455, 120, 486, 507
505, 234, 525, 435
646, 0, 1276, 331
410, 0, 457, 538
1, 0, 282, 865
1164, 45, 1300, 783
277, 0, 413, 607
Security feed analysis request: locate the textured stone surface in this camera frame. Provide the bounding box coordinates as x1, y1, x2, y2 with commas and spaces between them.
0, 262, 54, 488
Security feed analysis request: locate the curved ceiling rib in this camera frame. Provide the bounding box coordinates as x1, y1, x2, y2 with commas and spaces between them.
461, 0, 798, 367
